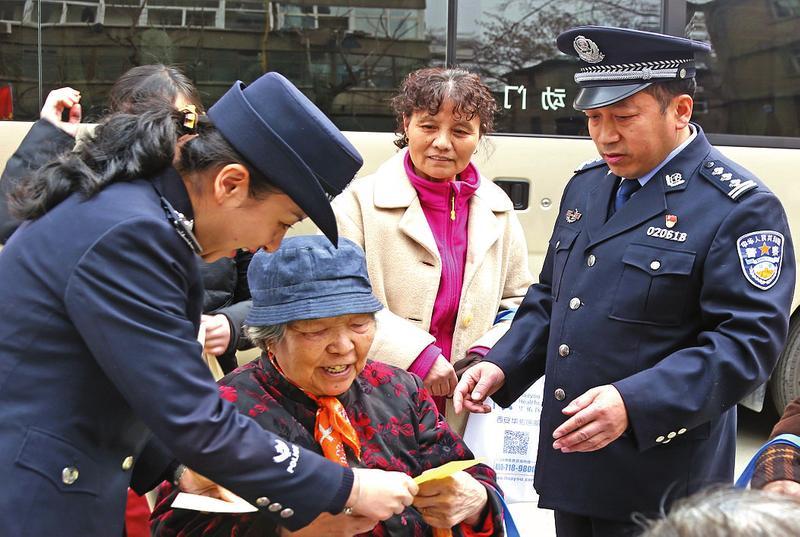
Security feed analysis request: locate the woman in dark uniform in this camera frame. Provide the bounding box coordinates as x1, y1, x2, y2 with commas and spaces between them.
0, 72, 417, 536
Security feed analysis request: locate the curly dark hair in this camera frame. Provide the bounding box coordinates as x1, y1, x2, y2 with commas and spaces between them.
390, 67, 498, 149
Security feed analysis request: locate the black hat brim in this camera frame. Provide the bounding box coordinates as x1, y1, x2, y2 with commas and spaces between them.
573, 82, 653, 111
209, 82, 339, 244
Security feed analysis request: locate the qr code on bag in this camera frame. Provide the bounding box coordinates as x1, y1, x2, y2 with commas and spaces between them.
503, 430, 529, 455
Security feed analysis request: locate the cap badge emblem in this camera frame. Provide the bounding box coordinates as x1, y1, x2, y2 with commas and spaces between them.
665, 214, 677, 229
573, 35, 605, 64
665, 173, 685, 187
565, 208, 582, 223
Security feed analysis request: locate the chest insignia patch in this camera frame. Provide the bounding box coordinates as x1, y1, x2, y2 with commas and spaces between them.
665, 173, 685, 187
737, 231, 784, 290
665, 214, 677, 229
565, 208, 583, 223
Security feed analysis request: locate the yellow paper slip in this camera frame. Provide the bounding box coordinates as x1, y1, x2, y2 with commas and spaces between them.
413, 459, 482, 485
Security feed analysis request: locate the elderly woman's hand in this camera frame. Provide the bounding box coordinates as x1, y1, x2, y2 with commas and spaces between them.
413, 471, 488, 529
279, 512, 378, 537
423, 355, 458, 397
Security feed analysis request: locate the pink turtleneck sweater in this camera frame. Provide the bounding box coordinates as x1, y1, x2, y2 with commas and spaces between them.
404, 153, 486, 390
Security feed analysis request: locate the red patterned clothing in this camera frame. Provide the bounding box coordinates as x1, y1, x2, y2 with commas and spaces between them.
151, 357, 504, 536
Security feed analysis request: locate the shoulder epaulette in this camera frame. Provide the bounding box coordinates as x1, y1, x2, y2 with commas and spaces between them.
698, 157, 760, 202
574, 157, 607, 174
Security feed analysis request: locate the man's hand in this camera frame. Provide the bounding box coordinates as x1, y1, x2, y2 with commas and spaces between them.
423, 356, 458, 397
552, 385, 629, 453
280, 512, 379, 537
452, 362, 505, 414
413, 471, 488, 529
347, 468, 418, 521
177, 467, 238, 502
40, 87, 82, 137
763, 480, 800, 499
201, 314, 232, 356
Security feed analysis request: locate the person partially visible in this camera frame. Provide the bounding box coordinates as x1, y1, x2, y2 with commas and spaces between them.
751, 396, 800, 498
0, 86, 82, 242
200, 248, 256, 374
151, 236, 506, 537
332, 67, 532, 432
638, 487, 800, 537
454, 26, 795, 537
0, 64, 201, 243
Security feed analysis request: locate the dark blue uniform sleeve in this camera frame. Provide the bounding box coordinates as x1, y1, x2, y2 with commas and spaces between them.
63, 217, 352, 530
614, 191, 795, 451
0, 120, 75, 243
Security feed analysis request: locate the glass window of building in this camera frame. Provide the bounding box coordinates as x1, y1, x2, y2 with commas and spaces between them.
0, 0, 445, 132
687, 0, 800, 138
457, 0, 663, 136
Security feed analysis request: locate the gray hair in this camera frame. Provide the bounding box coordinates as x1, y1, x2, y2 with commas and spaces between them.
639, 487, 800, 537
245, 323, 286, 352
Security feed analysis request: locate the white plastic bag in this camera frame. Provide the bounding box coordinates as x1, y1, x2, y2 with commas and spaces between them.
463, 377, 545, 504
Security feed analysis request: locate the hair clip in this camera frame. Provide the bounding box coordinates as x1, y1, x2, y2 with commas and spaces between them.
180, 104, 199, 135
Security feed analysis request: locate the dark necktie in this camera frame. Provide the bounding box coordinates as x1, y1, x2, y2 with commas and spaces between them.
613, 179, 641, 213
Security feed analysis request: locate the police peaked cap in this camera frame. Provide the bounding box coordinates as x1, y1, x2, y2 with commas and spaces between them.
557, 26, 711, 110
207, 72, 363, 244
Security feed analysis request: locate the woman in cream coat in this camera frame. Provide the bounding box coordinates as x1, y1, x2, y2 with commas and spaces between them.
333, 67, 533, 432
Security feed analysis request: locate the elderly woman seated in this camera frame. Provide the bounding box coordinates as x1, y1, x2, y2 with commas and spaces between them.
151, 235, 505, 537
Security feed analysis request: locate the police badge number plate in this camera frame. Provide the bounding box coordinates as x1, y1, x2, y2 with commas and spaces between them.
737, 230, 784, 290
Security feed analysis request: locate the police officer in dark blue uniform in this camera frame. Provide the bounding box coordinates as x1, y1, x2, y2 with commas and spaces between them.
0, 72, 417, 536
454, 26, 795, 536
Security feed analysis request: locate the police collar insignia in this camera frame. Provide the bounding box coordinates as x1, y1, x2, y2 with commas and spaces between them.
737, 231, 784, 290
160, 197, 202, 254
573, 35, 604, 64
665, 173, 685, 187
565, 208, 582, 223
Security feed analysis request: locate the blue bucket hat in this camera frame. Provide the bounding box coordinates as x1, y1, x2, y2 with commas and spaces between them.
245, 236, 383, 326
556, 26, 710, 110
207, 72, 364, 244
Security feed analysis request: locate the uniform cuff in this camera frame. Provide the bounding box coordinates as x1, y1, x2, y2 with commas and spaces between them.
327, 466, 354, 514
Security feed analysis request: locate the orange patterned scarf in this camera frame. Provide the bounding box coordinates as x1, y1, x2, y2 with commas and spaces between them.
268, 352, 360, 466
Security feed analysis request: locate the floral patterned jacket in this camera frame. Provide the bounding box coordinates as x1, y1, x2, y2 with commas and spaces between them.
151, 356, 505, 536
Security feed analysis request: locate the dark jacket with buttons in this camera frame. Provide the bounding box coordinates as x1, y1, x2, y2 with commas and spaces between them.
485, 126, 795, 520
0, 169, 351, 536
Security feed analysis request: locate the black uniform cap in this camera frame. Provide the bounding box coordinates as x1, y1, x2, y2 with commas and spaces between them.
556, 26, 711, 110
